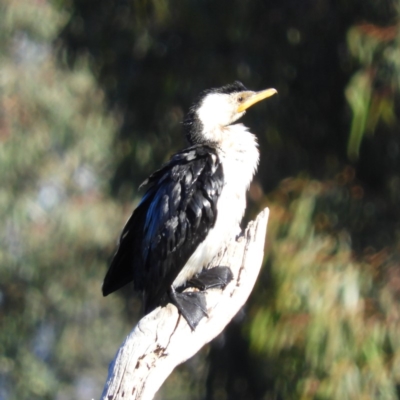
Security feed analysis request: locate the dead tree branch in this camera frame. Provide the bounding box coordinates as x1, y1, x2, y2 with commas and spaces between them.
101, 207, 269, 400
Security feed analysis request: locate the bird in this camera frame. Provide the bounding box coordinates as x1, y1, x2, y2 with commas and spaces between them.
102, 81, 277, 330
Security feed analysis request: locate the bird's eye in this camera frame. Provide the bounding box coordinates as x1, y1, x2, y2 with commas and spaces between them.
238, 96, 243, 102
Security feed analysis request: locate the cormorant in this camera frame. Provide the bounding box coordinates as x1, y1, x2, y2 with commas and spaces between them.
103, 81, 277, 330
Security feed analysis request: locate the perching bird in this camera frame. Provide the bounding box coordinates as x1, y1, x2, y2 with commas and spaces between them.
103, 81, 277, 330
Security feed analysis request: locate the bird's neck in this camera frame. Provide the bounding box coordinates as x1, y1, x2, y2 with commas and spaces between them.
211, 123, 260, 188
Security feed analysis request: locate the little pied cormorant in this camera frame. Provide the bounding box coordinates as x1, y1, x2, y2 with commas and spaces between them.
102, 81, 277, 330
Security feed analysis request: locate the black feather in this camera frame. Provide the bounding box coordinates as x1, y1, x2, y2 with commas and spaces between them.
102, 145, 224, 315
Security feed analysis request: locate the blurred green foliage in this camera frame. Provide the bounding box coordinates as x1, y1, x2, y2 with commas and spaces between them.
1, 0, 400, 399
0, 0, 134, 398
249, 179, 400, 399
346, 23, 399, 160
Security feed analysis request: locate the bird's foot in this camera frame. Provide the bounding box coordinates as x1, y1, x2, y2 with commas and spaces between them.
169, 267, 233, 330
168, 287, 208, 331
188, 266, 233, 291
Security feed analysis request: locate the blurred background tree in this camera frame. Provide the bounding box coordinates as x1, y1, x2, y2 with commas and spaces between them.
1, 0, 400, 399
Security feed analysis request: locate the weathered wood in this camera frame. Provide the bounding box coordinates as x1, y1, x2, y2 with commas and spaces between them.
101, 207, 269, 400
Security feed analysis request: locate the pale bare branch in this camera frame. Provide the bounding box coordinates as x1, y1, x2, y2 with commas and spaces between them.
101, 207, 269, 400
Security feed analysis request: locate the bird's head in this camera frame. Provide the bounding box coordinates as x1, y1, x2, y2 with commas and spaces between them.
183, 81, 277, 145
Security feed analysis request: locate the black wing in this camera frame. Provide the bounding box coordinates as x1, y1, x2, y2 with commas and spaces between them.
102, 145, 224, 313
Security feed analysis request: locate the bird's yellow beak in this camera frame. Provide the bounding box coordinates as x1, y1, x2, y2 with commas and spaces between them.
237, 88, 277, 113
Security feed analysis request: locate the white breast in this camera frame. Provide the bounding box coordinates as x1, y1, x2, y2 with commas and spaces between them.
173, 124, 259, 288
